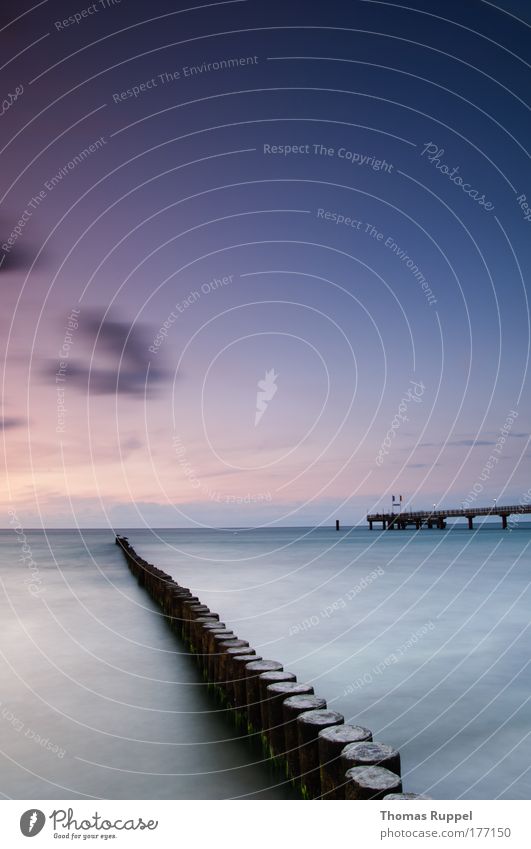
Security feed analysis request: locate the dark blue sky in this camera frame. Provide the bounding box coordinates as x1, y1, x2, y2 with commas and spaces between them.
1, 0, 530, 526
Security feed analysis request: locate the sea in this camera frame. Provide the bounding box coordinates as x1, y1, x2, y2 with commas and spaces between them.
0, 525, 529, 800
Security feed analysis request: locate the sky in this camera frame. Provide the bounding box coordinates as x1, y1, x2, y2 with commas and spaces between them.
1, 0, 530, 528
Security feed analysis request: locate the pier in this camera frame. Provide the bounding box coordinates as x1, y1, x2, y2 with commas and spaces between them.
114, 535, 429, 800
367, 503, 531, 531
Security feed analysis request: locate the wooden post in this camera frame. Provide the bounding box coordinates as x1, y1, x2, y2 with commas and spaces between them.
341, 741, 401, 779
189, 616, 219, 658
174, 595, 199, 635
282, 695, 326, 779
204, 628, 234, 678
318, 724, 373, 799
258, 672, 297, 734
244, 660, 284, 729
199, 622, 226, 664
297, 709, 344, 798
208, 631, 236, 680
163, 582, 180, 614
182, 599, 206, 621
345, 765, 402, 799
217, 639, 249, 687
183, 604, 211, 644
165, 588, 182, 631
385, 793, 433, 799
265, 682, 315, 756
169, 591, 195, 634
224, 647, 257, 704
200, 626, 227, 660
232, 654, 263, 709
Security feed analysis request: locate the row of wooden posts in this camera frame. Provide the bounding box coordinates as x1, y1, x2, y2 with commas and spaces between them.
115, 535, 430, 800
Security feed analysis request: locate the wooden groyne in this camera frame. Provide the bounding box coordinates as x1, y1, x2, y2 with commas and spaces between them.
115, 535, 430, 800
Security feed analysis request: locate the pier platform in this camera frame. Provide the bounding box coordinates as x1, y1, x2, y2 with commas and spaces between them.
367, 504, 531, 530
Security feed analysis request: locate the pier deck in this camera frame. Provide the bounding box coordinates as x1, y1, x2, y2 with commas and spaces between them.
367, 504, 531, 530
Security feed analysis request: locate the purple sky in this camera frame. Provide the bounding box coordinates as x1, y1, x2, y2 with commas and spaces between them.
1, 0, 530, 527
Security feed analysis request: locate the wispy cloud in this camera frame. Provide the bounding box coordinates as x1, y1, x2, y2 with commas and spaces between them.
0, 416, 25, 431
418, 433, 527, 449
407, 462, 441, 468
1, 216, 46, 273
43, 310, 171, 398
448, 438, 496, 447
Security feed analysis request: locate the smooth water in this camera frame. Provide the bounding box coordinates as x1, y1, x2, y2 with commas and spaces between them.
0, 529, 295, 800
0, 526, 529, 799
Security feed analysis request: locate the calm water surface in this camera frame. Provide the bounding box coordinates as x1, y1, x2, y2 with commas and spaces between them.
0, 526, 529, 799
